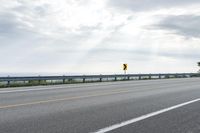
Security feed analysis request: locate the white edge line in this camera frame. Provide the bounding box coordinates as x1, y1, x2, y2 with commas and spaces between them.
0, 81, 155, 94
92, 98, 200, 133
0, 87, 62, 93
0, 84, 108, 93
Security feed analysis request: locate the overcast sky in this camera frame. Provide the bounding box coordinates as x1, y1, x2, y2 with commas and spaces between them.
0, 0, 200, 76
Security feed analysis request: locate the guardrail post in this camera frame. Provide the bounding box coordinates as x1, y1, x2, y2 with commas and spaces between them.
38, 75, 41, 84
63, 79, 65, 83
128, 76, 130, 80
115, 77, 117, 81
7, 81, 10, 86
83, 78, 86, 83
181, 74, 184, 78
149, 75, 151, 79
100, 78, 102, 82
159, 74, 161, 79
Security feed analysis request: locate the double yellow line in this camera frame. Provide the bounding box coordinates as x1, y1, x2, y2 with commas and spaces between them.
0, 89, 133, 110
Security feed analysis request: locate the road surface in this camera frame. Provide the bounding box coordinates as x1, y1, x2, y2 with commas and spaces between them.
0, 78, 200, 133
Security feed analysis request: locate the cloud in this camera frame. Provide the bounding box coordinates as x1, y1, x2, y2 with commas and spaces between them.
153, 15, 200, 38
0, 12, 31, 38
108, 0, 200, 12
0, 0, 199, 74
0, 0, 131, 73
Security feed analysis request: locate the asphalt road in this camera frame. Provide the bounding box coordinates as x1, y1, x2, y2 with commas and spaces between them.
0, 78, 200, 133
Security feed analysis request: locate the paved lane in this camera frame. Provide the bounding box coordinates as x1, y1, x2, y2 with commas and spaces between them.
0, 78, 200, 133
111, 101, 200, 133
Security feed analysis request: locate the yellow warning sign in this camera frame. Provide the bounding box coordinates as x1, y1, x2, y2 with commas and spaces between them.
123, 64, 128, 71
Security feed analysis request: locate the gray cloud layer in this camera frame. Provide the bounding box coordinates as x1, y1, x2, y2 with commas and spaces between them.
154, 15, 200, 38
108, 0, 200, 11
0, 12, 29, 38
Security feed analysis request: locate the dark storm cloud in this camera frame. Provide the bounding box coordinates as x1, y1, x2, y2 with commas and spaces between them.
108, 0, 200, 11
154, 15, 200, 38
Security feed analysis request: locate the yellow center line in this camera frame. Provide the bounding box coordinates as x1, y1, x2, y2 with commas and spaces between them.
0, 89, 134, 110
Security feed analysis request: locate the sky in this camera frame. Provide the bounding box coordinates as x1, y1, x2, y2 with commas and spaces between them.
0, 0, 200, 76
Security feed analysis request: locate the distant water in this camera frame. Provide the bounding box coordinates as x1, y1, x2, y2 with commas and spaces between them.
0, 73, 83, 77
0, 72, 111, 77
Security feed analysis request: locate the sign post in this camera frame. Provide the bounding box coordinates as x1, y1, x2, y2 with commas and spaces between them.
123, 64, 128, 74
198, 62, 200, 73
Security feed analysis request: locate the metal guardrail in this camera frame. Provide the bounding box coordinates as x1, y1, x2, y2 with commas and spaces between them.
0, 73, 200, 87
